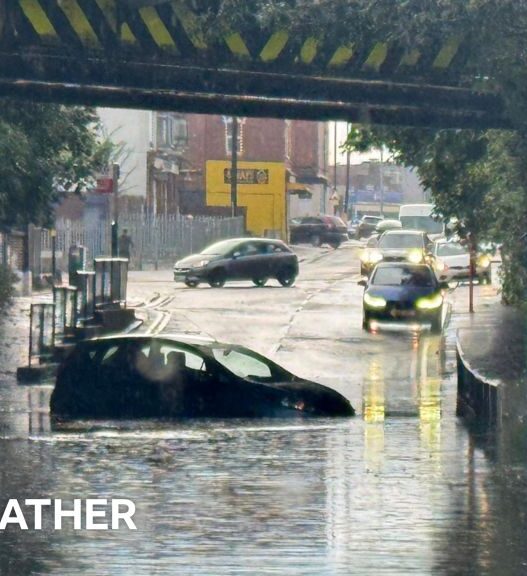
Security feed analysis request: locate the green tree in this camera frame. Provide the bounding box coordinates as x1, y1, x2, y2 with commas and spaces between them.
0, 99, 112, 307
0, 99, 111, 229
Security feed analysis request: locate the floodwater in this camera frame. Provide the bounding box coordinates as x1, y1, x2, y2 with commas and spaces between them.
1, 300, 526, 576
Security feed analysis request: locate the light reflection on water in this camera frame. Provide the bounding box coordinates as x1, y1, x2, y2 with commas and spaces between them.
1, 311, 527, 574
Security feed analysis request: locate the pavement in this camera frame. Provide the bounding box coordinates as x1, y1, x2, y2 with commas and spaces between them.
450, 275, 527, 427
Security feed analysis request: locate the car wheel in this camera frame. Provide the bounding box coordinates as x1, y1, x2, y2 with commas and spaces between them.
184, 279, 199, 288
208, 269, 226, 288
311, 234, 322, 247
430, 310, 442, 333
252, 277, 268, 287
329, 241, 341, 249
277, 268, 296, 287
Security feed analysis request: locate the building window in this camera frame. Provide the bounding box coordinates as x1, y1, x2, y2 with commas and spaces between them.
156, 113, 188, 149
222, 116, 245, 156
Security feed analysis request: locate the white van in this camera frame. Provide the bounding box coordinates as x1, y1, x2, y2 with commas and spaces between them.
398, 204, 444, 239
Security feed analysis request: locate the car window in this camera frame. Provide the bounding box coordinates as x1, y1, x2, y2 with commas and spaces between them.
378, 234, 424, 249
200, 238, 243, 256
212, 347, 272, 379
238, 242, 259, 256
372, 266, 435, 287
101, 345, 119, 364
436, 243, 468, 257
159, 345, 206, 371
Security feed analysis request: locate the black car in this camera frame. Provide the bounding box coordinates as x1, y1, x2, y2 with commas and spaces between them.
174, 238, 298, 288
50, 335, 355, 419
359, 263, 446, 332
356, 215, 384, 239
289, 215, 348, 248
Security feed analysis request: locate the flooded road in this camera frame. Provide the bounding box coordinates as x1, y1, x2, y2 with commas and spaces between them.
1, 246, 526, 575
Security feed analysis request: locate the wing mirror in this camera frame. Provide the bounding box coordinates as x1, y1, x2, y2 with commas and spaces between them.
357, 279, 367, 287
232, 251, 241, 259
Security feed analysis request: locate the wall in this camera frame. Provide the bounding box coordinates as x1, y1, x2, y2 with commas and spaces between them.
206, 160, 287, 238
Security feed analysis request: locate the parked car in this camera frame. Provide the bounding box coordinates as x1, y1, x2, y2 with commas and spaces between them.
173, 238, 298, 288
50, 334, 355, 419
356, 215, 384, 239
432, 239, 491, 283
289, 215, 348, 248
360, 229, 434, 277
359, 263, 447, 333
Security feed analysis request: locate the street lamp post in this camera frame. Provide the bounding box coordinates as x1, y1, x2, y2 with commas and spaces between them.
231, 116, 238, 217
379, 148, 384, 217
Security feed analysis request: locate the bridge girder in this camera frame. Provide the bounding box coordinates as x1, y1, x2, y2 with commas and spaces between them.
0, 0, 510, 129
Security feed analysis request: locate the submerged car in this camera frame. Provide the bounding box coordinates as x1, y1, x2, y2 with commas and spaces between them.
359, 263, 446, 333
50, 335, 355, 419
289, 215, 348, 248
432, 239, 491, 284
360, 229, 434, 277
174, 238, 298, 288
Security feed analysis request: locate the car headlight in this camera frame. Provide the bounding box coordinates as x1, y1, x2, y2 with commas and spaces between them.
416, 293, 443, 310
407, 249, 424, 264
360, 249, 383, 264
435, 258, 447, 272
191, 259, 211, 268
477, 255, 491, 268
364, 293, 387, 309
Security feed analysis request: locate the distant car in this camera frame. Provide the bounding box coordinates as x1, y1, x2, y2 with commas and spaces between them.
360, 229, 434, 277
356, 215, 384, 239
432, 239, 491, 283
347, 217, 361, 239
50, 335, 355, 419
174, 238, 298, 288
359, 263, 446, 333
375, 219, 402, 234
289, 215, 348, 248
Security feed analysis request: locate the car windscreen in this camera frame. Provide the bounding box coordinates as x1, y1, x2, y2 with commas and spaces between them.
200, 239, 243, 256
372, 266, 435, 287
378, 234, 423, 249
400, 216, 443, 234
211, 346, 285, 381
436, 243, 468, 257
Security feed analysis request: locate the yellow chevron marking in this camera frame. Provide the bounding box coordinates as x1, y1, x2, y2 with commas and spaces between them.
328, 44, 354, 67
400, 49, 420, 67
260, 30, 289, 62
58, 0, 100, 47
172, 1, 207, 50
363, 42, 388, 71
300, 37, 319, 64
95, 0, 116, 32
94, 0, 137, 45
224, 32, 250, 58
433, 36, 461, 69
19, 0, 58, 40
120, 22, 137, 45
139, 6, 177, 50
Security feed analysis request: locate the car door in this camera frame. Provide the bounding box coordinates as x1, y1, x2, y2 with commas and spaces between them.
230, 240, 262, 279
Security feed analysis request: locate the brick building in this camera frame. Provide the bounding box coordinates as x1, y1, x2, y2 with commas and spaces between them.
97, 110, 330, 234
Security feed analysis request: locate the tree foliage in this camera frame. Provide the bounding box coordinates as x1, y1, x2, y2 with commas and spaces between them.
0, 100, 111, 230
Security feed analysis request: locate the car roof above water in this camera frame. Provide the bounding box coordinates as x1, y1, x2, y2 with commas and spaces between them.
91, 332, 218, 345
